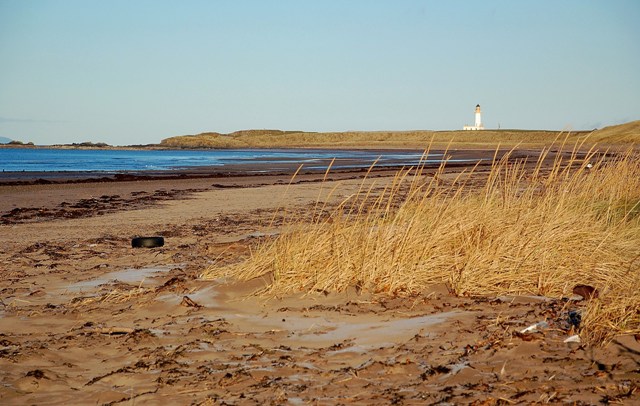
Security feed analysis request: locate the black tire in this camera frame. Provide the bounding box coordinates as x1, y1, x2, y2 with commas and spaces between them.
131, 236, 164, 248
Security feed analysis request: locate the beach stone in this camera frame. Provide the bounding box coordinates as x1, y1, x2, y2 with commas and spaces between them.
572, 284, 599, 300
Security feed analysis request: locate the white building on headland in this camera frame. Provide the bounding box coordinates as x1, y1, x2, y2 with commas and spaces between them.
463, 104, 484, 130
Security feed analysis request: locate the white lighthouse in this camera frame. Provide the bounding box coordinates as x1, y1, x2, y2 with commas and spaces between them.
463, 104, 485, 130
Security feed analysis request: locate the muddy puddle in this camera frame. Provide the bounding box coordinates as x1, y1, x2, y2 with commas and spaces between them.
66, 264, 180, 292
302, 311, 463, 348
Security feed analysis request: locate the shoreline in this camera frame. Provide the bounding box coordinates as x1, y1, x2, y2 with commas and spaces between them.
0, 147, 569, 223
0, 147, 542, 186
0, 148, 521, 223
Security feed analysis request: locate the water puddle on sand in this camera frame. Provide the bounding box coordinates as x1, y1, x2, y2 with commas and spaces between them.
297, 311, 460, 348
228, 310, 462, 350
67, 265, 179, 292
152, 280, 463, 352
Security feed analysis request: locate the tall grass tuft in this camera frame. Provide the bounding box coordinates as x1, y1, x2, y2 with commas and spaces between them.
203, 145, 640, 344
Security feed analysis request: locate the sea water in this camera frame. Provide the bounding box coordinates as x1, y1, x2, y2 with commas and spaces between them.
0, 148, 446, 173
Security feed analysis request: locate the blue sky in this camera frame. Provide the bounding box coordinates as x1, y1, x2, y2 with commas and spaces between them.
1, 0, 638, 145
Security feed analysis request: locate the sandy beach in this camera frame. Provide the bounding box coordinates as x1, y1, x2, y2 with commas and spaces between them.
1, 149, 639, 405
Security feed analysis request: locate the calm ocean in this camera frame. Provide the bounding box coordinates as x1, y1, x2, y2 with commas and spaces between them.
0, 148, 440, 173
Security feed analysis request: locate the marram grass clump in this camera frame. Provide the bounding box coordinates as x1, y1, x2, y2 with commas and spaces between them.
203, 146, 640, 344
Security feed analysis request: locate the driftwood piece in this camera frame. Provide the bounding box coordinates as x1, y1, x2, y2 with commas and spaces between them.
180, 295, 202, 308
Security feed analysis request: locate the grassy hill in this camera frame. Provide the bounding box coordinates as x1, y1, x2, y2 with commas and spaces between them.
160, 121, 640, 149
588, 120, 640, 144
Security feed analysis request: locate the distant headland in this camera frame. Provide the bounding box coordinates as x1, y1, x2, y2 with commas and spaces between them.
2, 120, 638, 150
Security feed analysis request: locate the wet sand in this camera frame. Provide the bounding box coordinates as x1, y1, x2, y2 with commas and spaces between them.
1, 148, 638, 404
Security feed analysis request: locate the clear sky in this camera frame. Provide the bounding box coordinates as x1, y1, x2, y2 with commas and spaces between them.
1, 0, 638, 145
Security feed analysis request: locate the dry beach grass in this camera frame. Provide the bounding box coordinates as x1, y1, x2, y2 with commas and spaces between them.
205, 141, 640, 345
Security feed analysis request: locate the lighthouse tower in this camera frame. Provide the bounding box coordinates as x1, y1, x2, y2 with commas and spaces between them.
463, 104, 485, 130
474, 104, 483, 129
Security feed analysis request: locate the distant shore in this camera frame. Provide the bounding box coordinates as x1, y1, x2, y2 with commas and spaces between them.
3, 119, 637, 152
0, 128, 593, 151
